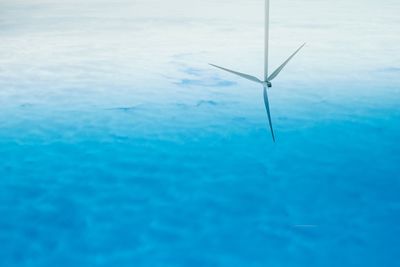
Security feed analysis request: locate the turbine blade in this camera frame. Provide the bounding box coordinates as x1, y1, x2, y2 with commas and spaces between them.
267, 43, 306, 82
209, 64, 261, 84
263, 86, 275, 142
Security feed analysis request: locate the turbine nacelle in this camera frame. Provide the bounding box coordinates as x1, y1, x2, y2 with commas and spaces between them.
263, 81, 272, 88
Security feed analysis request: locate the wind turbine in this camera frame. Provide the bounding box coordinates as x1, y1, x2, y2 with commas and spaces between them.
210, 0, 305, 142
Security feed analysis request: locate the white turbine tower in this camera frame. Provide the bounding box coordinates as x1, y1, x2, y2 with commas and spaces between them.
210, 0, 305, 142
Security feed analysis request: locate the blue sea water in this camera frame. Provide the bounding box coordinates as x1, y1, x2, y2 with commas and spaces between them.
1, 0, 400, 266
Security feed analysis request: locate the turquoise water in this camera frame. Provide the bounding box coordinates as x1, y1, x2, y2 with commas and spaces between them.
1, 0, 400, 266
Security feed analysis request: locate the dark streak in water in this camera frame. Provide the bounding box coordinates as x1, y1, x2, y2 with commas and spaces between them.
20, 103, 34, 108
196, 100, 218, 107
174, 78, 235, 87
106, 106, 141, 112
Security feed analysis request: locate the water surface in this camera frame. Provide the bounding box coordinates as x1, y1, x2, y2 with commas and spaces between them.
0, 0, 399, 266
